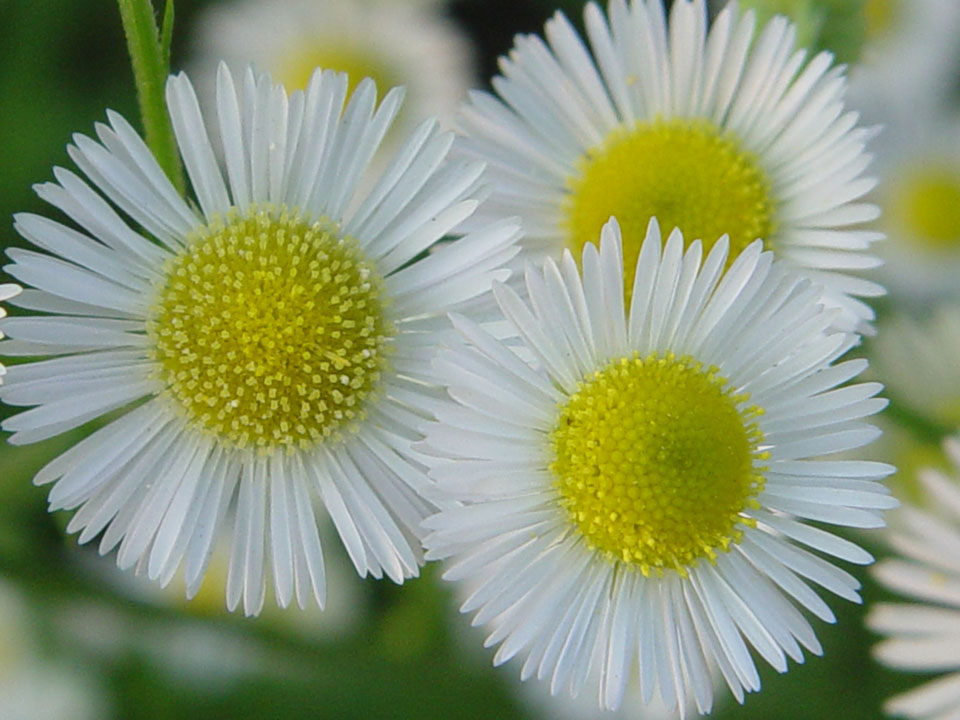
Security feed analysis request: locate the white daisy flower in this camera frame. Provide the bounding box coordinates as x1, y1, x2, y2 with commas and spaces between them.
190, 0, 473, 132
866, 116, 960, 302
0, 283, 21, 384
868, 439, 960, 720
0, 64, 521, 616
872, 307, 960, 430
457, 0, 884, 331
847, 0, 960, 132
838, 0, 960, 303
420, 217, 894, 713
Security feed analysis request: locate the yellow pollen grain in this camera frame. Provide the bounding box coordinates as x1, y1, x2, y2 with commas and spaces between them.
890, 164, 960, 251
564, 118, 776, 279
147, 204, 393, 452
550, 352, 766, 575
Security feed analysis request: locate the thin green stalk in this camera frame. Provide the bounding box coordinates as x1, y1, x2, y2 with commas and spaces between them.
117, 0, 185, 195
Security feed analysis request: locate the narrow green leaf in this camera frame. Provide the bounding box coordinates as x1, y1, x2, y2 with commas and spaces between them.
160, 0, 175, 71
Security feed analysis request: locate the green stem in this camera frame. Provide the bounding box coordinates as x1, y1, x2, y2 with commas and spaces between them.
117, 0, 185, 195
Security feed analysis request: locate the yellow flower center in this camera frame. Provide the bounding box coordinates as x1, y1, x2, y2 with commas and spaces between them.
564, 119, 776, 278
276, 41, 398, 97
550, 352, 767, 574
889, 164, 960, 252
147, 205, 393, 452
864, 0, 899, 40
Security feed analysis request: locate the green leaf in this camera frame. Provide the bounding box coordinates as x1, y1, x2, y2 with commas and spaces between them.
160, 0, 174, 71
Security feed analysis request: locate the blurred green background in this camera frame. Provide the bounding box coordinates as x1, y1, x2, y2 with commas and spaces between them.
0, 0, 956, 718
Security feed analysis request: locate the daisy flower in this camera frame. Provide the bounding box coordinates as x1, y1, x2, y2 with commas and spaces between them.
866, 116, 960, 302
0, 64, 521, 615
421, 217, 894, 713
847, 0, 960, 132
457, 0, 884, 330
838, 2, 960, 302
868, 439, 960, 719
190, 0, 473, 131
0, 283, 20, 384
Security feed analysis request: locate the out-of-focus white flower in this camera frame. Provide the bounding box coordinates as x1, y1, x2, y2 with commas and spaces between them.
189, 0, 474, 134
867, 118, 960, 302
0, 580, 108, 720
842, 1, 960, 303
848, 0, 960, 131
868, 439, 960, 719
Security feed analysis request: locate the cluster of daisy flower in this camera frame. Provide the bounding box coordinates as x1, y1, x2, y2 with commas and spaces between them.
4, 0, 960, 717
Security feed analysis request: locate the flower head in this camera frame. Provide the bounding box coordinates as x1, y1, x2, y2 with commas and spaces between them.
865, 118, 960, 301
0, 65, 520, 615
848, 0, 960, 128
421, 217, 893, 713
457, 0, 884, 330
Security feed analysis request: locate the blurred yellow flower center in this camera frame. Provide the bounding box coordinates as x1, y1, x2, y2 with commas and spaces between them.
564, 119, 775, 277
148, 205, 393, 452
550, 352, 766, 575
890, 165, 960, 251
277, 42, 398, 96
864, 0, 899, 39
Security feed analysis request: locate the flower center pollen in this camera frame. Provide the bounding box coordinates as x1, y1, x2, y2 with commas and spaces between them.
148, 205, 393, 452
550, 352, 767, 574
564, 119, 775, 278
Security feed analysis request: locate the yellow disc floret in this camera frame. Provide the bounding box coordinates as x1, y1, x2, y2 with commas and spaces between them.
550, 352, 767, 574
890, 164, 960, 251
148, 205, 393, 452
564, 119, 775, 277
